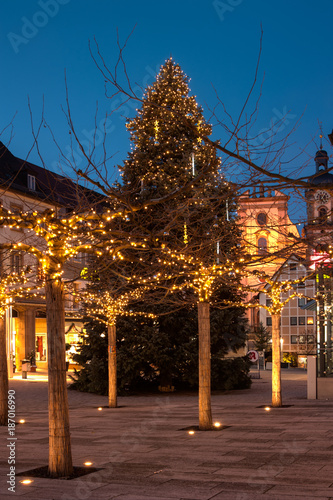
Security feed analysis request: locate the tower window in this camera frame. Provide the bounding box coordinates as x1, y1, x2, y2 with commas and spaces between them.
257, 212, 267, 226
258, 237, 267, 255
318, 207, 328, 223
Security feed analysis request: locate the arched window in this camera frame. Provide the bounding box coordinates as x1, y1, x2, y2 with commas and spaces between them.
318, 207, 328, 223
258, 237, 267, 255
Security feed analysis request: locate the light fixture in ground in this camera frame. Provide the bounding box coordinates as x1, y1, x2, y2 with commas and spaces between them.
265, 407, 271, 411
19, 419, 25, 424
97, 407, 103, 411
214, 422, 221, 428
188, 430, 195, 435
84, 461, 93, 466
20, 479, 33, 485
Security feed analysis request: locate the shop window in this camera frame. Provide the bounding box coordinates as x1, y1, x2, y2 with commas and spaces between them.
65, 326, 82, 364
298, 317, 305, 325
258, 237, 267, 255
266, 317, 272, 326
290, 317, 297, 325
36, 335, 47, 361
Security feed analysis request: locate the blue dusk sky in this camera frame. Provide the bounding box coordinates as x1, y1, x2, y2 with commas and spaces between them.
0, 0, 332, 222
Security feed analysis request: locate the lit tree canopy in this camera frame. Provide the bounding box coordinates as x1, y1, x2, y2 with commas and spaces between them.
122, 58, 219, 195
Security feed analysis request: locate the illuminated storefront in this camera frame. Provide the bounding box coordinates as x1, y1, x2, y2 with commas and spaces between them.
7, 309, 84, 376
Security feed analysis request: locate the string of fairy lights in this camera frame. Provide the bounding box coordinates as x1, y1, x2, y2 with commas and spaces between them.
0, 56, 323, 330
121, 58, 220, 194
0, 206, 148, 281
78, 287, 156, 327
0, 271, 42, 317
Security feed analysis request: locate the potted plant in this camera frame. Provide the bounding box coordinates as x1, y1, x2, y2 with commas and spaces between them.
27, 350, 37, 372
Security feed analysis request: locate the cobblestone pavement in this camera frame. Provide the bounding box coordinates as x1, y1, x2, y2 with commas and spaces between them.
1, 368, 333, 500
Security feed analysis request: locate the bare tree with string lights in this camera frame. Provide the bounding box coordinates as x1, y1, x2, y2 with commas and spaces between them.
0, 199, 149, 477
79, 285, 153, 408
223, 265, 315, 407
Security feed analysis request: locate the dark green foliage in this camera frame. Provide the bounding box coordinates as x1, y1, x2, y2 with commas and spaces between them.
252, 321, 271, 351
70, 317, 108, 395
71, 286, 251, 394
211, 357, 252, 391
70, 59, 250, 396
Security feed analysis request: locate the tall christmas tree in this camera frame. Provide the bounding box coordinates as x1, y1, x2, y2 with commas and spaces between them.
121, 57, 235, 258
72, 59, 249, 425
122, 57, 219, 196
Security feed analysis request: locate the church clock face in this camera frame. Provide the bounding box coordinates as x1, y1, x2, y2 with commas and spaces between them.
315, 190, 330, 204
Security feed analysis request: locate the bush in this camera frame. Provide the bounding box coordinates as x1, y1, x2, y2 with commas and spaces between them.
211, 356, 252, 391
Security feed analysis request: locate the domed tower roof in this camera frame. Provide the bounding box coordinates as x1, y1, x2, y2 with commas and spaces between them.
309, 147, 333, 185
315, 149, 329, 171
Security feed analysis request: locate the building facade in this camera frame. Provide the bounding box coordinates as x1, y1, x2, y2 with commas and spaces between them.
238, 186, 314, 364
0, 142, 90, 374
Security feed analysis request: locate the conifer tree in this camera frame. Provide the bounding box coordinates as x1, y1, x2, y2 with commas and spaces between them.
119, 58, 245, 428
122, 57, 219, 198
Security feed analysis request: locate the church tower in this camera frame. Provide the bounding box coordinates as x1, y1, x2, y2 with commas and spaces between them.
304, 138, 333, 252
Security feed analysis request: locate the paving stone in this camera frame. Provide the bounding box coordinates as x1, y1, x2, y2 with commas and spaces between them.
2, 368, 333, 499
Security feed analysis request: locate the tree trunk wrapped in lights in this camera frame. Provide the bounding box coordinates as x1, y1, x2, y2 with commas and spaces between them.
108, 322, 117, 408
271, 313, 282, 407
45, 273, 73, 476
198, 301, 212, 429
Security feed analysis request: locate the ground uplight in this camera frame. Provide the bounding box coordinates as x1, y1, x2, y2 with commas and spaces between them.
214, 422, 221, 428
20, 479, 33, 485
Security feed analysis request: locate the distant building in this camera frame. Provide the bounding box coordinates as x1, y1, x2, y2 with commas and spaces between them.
304, 142, 333, 388
238, 186, 314, 365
